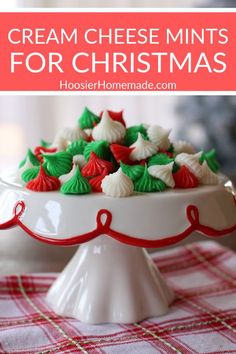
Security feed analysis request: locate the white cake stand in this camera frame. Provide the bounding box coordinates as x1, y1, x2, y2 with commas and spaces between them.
0, 172, 235, 324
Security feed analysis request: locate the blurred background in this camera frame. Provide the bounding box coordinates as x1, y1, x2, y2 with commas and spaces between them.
1, 0, 236, 8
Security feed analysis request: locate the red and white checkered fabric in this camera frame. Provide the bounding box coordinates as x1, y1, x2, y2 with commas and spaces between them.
0, 241, 236, 354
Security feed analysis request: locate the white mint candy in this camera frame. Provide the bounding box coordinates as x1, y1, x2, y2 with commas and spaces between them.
63, 125, 88, 142
51, 134, 68, 151
148, 162, 175, 188
92, 110, 126, 143
51, 126, 87, 150
200, 161, 219, 185
175, 152, 203, 178
101, 168, 134, 197
130, 133, 157, 161
147, 125, 171, 150
72, 154, 86, 168
59, 164, 77, 184
61, 126, 88, 142
194, 151, 203, 161
173, 140, 196, 155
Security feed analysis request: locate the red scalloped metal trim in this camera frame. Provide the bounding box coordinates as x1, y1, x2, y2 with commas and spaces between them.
0, 200, 236, 248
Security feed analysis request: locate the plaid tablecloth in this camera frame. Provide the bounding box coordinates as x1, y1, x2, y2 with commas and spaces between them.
0, 241, 236, 354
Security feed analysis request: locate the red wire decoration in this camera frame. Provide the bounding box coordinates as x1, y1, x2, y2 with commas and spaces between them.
0, 200, 236, 248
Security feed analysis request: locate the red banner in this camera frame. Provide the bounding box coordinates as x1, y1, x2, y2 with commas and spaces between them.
0, 11, 235, 91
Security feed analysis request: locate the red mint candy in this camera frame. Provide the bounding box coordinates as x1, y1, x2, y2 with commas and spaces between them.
26, 165, 60, 192
89, 173, 107, 192
173, 165, 199, 188
82, 152, 113, 177
87, 134, 94, 142
110, 144, 133, 164
139, 159, 147, 165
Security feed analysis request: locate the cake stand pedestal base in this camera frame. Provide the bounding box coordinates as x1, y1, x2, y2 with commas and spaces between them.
46, 235, 174, 324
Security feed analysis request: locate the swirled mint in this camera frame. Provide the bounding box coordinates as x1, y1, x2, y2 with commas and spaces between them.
61, 166, 91, 195
21, 163, 50, 183
148, 153, 173, 167
43, 151, 73, 177
124, 125, 148, 146
199, 149, 220, 173
21, 166, 40, 183
26, 165, 60, 192
78, 107, 100, 129
19, 149, 40, 168
148, 152, 179, 173
84, 140, 111, 161
120, 162, 145, 181
134, 165, 166, 192
67, 139, 88, 156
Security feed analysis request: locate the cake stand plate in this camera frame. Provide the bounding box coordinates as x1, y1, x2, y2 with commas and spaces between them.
47, 236, 174, 323
0, 173, 235, 324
